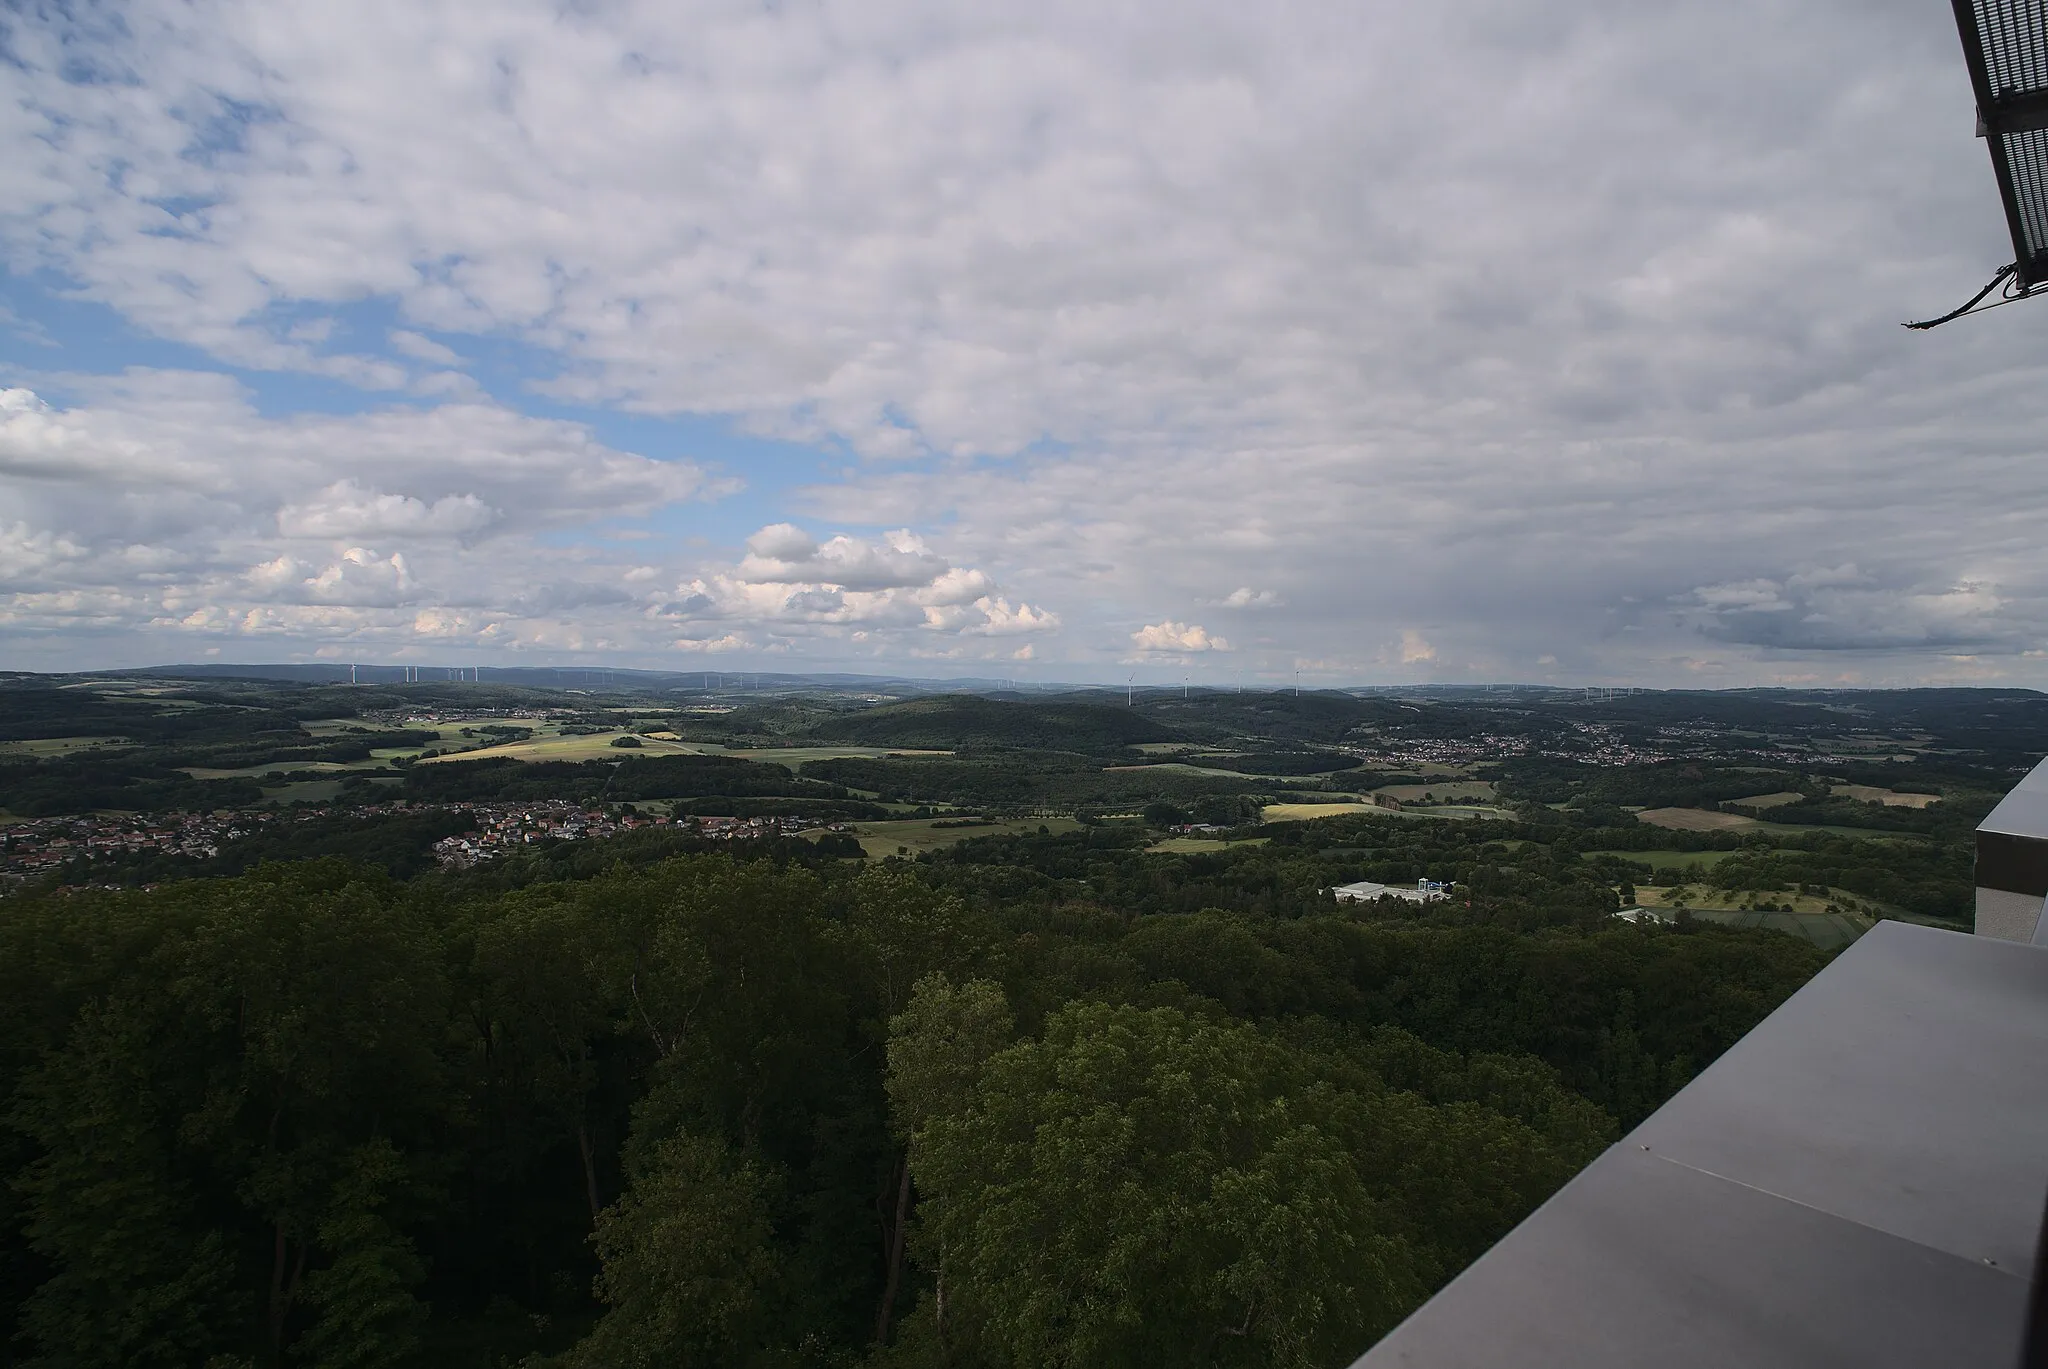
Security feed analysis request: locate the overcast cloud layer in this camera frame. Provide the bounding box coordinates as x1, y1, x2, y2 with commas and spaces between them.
5, 0, 2048, 685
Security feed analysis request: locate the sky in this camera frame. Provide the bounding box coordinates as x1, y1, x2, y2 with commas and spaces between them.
5, 0, 2048, 687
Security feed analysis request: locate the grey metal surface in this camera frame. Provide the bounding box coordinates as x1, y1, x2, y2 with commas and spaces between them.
1977, 754, 2048, 936
1633, 921, 2048, 1274
1981, 783, 2048, 843
1356, 1147, 2022, 1369
1351, 920, 2048, 1368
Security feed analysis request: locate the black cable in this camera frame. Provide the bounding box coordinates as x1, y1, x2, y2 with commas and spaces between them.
1903, 262, 2023, 329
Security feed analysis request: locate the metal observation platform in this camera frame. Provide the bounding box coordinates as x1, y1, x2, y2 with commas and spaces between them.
1348, 758, 2048, 1368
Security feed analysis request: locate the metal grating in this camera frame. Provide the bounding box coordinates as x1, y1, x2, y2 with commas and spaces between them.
1956, 0, 2048, 282
1971, 0, 2048, 96
2010, 125, 2048, 257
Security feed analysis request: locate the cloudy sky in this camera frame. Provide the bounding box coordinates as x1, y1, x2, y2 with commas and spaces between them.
4, 0, 2047, 686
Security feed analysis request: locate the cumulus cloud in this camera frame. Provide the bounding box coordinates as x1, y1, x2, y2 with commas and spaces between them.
0, 376, 756, 655
977, 598, 1061, 635
648, 525, 1060, 650
1215, 587, 1285, 610
301, 549, 415, 607
278, 482, 497, 539
672, 633, 749, 653
1132, 621, 1230, 653
737, 525, 952, 592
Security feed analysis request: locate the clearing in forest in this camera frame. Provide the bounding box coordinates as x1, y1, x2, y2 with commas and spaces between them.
1371, 780, 1498, 802
1635, 807, 1758, 832
1830, 783, 1941, 808
1726, 791, 1804, 809
848, 816, 1080, 858
1146, 836, 1272, 854
1260, 802, 1382, 823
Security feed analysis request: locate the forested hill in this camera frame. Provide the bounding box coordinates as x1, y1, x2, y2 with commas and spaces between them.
809, 695, 1177, 752
0, 823, 1827, 1369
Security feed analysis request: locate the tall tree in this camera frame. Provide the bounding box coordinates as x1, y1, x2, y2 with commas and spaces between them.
881, 974, 1014, 1349
908, 1001, 1423, 1369
571, 1132, 779, 1369
292, 1140, 428, 1369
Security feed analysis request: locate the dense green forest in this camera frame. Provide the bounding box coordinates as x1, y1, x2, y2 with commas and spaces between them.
0, 817, 1829, 1369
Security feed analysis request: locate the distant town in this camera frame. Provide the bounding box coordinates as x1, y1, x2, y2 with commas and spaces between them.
0, 801, 852, 882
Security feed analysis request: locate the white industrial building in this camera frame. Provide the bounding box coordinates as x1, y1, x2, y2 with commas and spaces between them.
1329, 878, 1451, 904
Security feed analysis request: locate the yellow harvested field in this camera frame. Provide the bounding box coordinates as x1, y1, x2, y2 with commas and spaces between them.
1727, 791, 1804, 809
1261, 802, 1378, 823
419, 731, 667, 763
1636, 807, 1759, 831
1831, 784, 1940, 808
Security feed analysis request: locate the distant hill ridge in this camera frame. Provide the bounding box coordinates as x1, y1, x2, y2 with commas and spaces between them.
808, 696, 1175, 752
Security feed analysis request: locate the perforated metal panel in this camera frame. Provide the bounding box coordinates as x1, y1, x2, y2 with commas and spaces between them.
1956, 1, 2048, 281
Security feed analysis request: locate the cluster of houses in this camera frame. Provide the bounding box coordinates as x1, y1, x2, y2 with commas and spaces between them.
1364, 733, 1533, 769
431, 801, 660, 867
0, 809, 272, 877
1, 799, 852, 881
696, 814, 846, 840
431, 806, 850, 868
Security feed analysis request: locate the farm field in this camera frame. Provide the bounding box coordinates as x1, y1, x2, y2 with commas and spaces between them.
184, 761, 354, 779
1635, 885, 1861, 916
1830, 783, 1941, 808
0, 736, 121, 757
1105, 761, 1266, 779
1628, 808, 1931, 842
1263, 800, 1507, 824
1371, 780, 1497, 802
1260, 802, 1379, 823
1727, 790, 1804, 809
1400, 804, 1511, 820
848, 816, 1081, 859
418, 730, 665, 763
1636, 807, 1758, 831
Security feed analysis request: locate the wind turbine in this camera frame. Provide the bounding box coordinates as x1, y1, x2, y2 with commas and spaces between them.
1127, 673, 1135, 707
